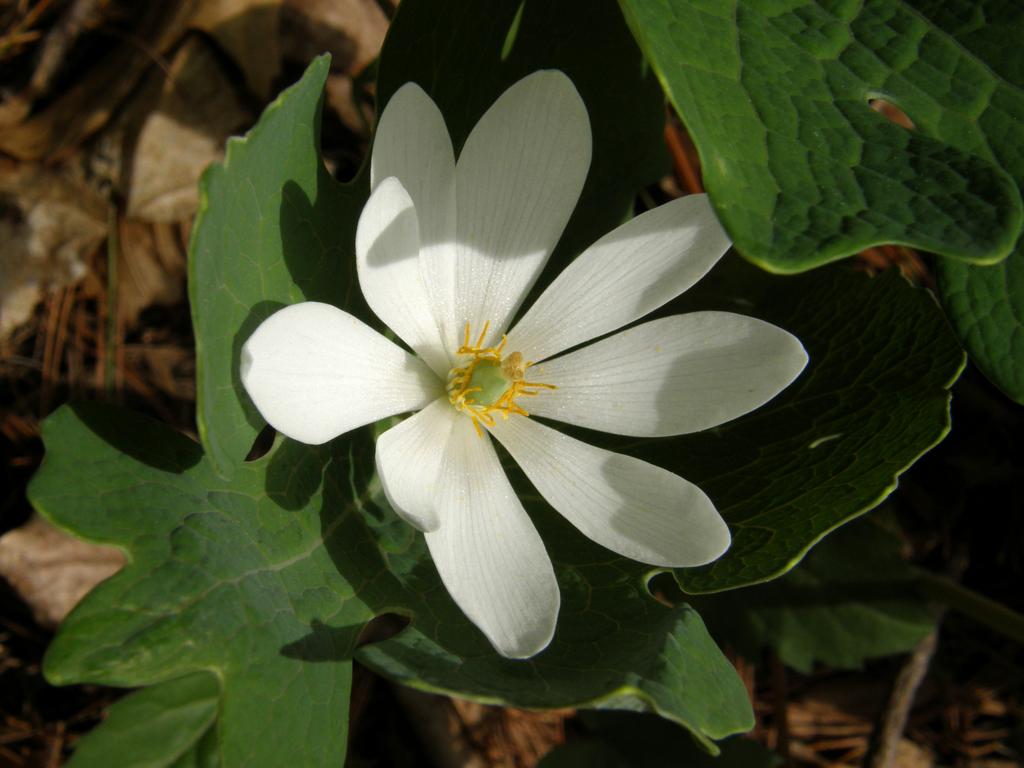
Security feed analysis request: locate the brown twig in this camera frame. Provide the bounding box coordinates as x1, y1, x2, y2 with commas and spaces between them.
69, 290, 88, 398
864, 629, 940, 768
0, 744, 26, 766
27, 0, 101, 97
39, 283, 75, 413
45, 721, 64, 768
664, 117, 703, 194
38, 287, 66, 413
9, 0, 57, 37
0, 28, 41, 49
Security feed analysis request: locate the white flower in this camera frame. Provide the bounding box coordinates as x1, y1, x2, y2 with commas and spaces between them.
240, 71, 808, 659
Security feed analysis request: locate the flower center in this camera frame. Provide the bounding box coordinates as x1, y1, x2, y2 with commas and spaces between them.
447, 322, 555, 436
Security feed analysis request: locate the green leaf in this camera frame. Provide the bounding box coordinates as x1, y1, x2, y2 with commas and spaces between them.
920, 0, 1024, 403
618, 0, 1024, 273
938, 256, 1024, 403
656, 258, 965, 592
188, 55, 364, 477
168, 728, 219, 768
539, 711, 781, 768
356, 493, 753, 749
67, 673, 218, 768
689, 517, 937, 673
31, 405, 361, 767
32, 402, 753, 764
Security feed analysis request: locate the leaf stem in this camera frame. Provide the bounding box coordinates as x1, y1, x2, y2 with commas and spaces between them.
916, 570, 1024, 644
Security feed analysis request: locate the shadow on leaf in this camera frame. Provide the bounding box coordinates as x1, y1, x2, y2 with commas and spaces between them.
71, 401, 202, 473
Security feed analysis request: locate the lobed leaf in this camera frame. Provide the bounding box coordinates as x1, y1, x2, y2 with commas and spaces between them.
921, 0, 1024, 403
658, 259, 965, 592
618, 0, 1024, 273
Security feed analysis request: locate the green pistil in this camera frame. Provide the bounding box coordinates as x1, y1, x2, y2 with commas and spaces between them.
467, 360, 511, 406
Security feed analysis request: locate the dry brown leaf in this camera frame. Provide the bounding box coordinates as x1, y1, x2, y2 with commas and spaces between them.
0, 514, 124, 630
191, 0, 282, 100
125, 35, 250, 222
124, 343, 195, 400
450, 698, 572, 768
281, 0, 387, 77
0, 160, 106, 339
893, 738, 934, 768
324, 73, 371, 138
0, 3, 195, 161
117, 219, 186, 327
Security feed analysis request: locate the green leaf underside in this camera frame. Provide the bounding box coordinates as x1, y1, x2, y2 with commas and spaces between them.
921, 0, 1024, 403
690, 517, 937, 673
618, 0, 1024, 274
656, 258, 964, 593
539, 711, 781, 768
67, 673, 219, 768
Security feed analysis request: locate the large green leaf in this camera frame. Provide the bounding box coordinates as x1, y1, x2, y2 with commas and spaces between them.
67, 673, 219, 768
689, 518, 937, 672
361, 261, 963, 716
32, 402, 753, 765
33, 406, 362, 767
356, 480, 752, 748
618, 0, 1024, 274
654, 259, 965, 592
920, 0, 1024, 403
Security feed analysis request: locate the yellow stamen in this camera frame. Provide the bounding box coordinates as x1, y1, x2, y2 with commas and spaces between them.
447, 322, 556, 436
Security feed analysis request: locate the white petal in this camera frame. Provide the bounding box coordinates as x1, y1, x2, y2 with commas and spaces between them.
489, 417, 729, 567
527, 313, 808, 436
454, 70, 591, 347
371, 84, 458, 354
375, 397, 455, 532
356, 177, 449, 375
425, 417, 559, 658
507, 195, 731, 362
240, 302, 442, 445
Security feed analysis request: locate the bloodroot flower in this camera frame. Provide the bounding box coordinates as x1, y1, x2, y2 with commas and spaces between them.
240, 71, 808, 658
